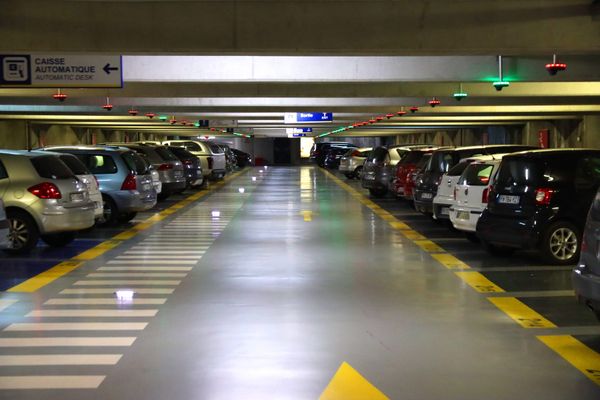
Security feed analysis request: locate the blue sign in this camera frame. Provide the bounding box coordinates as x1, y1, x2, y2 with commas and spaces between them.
286, 127, 313, 134
284, 112, 333, 124
292, 133, 307, 137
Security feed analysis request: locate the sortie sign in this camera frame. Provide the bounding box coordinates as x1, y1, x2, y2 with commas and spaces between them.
0, 54, 123, 88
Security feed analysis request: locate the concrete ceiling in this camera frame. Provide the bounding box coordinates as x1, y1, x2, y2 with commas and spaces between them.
0, 1, 598, 138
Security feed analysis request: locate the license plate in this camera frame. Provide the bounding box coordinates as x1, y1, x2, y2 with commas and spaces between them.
421, 192, 433, 200
364, 174, 375, 180
174, 171, 183, 178
142, 184, 152, 191
498, 195, 520, 204
70, 192, 84, 202
457, 211, 470, 220
440, 207, 449, 216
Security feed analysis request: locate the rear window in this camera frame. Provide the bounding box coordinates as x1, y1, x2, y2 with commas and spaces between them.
368, 147, 389, 163
131, 147, 162, 164
495, 159, 542, 187
154, 147, 179, 162
207, 143, 224, 154
416, 154, 431, 169
122, 151, 149, 175
461, 163, 495, 186
168, 147, 195, 159
447, 161, 471, 177
58, 154, 90, 175
428, 151, 455, 173
399, 151, 425, 165
31, 155, 74, 179
77, 154, 118, 175
179, 142, 203, 152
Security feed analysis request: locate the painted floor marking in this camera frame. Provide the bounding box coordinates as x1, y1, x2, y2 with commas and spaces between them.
489, 297, 557, 328
74, 280, 181, 286
537, 335, 600, 386
25, 309, 158, 318
320, 362, 389, 400
97, 266, 193, 272
106, 260, 197, 264
431, 253, 471, 270
454, 271, 505, 293
87, 272, 188, 278
114, 255, 201, 260
0, 354, 122, 366
44, 298, 167, 305
0, 375, 106, 389
7, 261, 84, 293
60, 288, 175, 295
0, 299, 18, 312
4, 323, 148, 331
0, 337, 136, 347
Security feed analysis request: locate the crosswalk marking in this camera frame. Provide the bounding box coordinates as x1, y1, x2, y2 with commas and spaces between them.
115, 255, 201, 260
97, 266, 192, 271
4, 322, 148, 331
0, 337, 136, 347
60, 288, 174, 295
26, 309, 158, 318
0, 299, 18, 312
74, 280, 181, 286
87, 273, 188, 278
107, 260, 197, 264
0, 354, 122, 366
0, 375, 106, 389
44, 298, 167, 305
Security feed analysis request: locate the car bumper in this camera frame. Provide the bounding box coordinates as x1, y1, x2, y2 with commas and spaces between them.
433, 198, 454, 220
89, 192, 103, 218
209, 169, 226, 180
572, 265, 600, 313
40, 203, 96, 233
162, 181, 187, 193
110, 190, 157, 213
476, 212, 540, 249
449, 207, 482, 232
413, 189, 434, 214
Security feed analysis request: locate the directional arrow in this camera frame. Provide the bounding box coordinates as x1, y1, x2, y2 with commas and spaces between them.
103, 63, 119, 75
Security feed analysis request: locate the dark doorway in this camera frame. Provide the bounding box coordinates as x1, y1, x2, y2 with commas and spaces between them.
273, 138, 292, 164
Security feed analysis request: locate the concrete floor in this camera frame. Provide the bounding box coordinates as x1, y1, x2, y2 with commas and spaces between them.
0, 166, 599, 399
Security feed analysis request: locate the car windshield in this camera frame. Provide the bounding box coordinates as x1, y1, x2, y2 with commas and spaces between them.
31, 155, 74, 179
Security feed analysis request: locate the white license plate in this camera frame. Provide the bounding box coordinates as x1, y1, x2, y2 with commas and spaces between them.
457, 211, 470, 220
498, 195, 520, 204
364, 175, 375, 180
421, 192, 433, 200
440, 207, 449, 216
174, 171, 183, 178
70, 192, 84, 202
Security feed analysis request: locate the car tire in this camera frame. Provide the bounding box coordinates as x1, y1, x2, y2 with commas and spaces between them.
354, 166, 363, 180
540, 221, 581, 265
369, 188, 387, 198
117, 212, 137, 223
101, 195, 119, 225
41, 232, 76, 247
4, 209, 39, 254
465, 232, 480, 243
481, 239, 515, 257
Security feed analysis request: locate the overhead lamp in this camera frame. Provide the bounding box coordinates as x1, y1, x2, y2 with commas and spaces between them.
409, 106, 419, 113
397, 107, 406, 116
375, 116, 384, 121
52, 88, 67, 102
158, 115, 168, 121
169, 117, 177, 125
492, 55, 510, 91
453, 83, 468, 101
545, 54, 567, 75
428, 97, 441, 107
145, 112, 156, 119
368, 119, 376, 124
102, 97, 113, 111
386, 113, 394, 119
128, 108, 139, 116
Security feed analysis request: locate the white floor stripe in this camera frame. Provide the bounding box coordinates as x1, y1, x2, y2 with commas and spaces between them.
0, 299, 17, 312
107, 260, 197, 265
74, 280, 181, 286
97, 267, 192, 272
4, 323, 148, 331
44, 298, 167, 305
26, 310, 158, 318
0, 337, 136, 347
87, 273, 188, 278
0, 354, 122, 366
124, 251, 205, 254
60, 288, 174, 295
131, 246, 209, 250
115, 255, 201, 260
0, 375, 106, 389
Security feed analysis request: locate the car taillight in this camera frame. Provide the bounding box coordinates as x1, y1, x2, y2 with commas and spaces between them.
535, 187, 555, 205
121, 173, 137, 190
454, 187, 457, 201
158, 163, 173, 171
28, 182, 62, 199
207, 157, 214, 169
352, 150, 360, 157
482, 187, 490, 203
93, 175, 99, 188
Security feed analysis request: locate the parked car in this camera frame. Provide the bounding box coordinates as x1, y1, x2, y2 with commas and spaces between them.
449, 157, 504, 241
323, 146, 352, 169
310, 142, 358, 167
45, 146, 157, 225
402, 153, 432, 202
116, 143, 186, 199
162, 140, 227, 181
215, 143, 238, 172
477, 149, 600, 265
362, 145, 433, 197
0, 199, 10, 250
392, 148, 438, 198
572, 187, 600, 321
231, 148, 253, 167
166, 146, 204, 188
414, 145, 535, 215
339, 147, 372, 179
0, 150, 96, 253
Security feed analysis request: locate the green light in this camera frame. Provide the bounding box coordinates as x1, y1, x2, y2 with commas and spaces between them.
194, 122, 200, 127
492, 81, 510, 91
158, 115, 168, 121
453, 92, 468, 100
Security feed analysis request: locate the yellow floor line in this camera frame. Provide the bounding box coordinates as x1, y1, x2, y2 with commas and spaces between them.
320, 362, 389, 400
431, 253, 471, 270
489, 297, 556, 328
6, 169, 247, 293
537, 335, 600, 386
455, 271, 505, 293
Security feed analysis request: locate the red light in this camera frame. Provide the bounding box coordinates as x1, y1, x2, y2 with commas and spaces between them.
28, 182, 62, 199
535, 187, 555, 205
375, 116, 384, 121
103, 103, 113, 111
128, 109, 139, 116
369, 119, 376, 124
428, 98, 441, 107
145, 113, 156, 119
397, 111, 406, 116
386, 113, 394, 119
170, 118, 177, 125
410, 106, 419, 113
121, 173, 137, 190
158, 163, 174, 171
545, 62, 567, 75
482, 187, 489, 203
52, 93, 67, 102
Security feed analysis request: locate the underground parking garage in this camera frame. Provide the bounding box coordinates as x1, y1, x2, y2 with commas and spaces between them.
0, 1, 599, 399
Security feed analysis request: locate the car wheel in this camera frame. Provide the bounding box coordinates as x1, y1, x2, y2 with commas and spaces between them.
540, 221, 580, 265
101, 195, 119, 225
481, 239, 515, 257
354, 166, 363, 180
5, 209, 39, 254
41, 232, 76, 247
369, 188, 387, 198
465, 232, 480, 243
117, 212, 137, 223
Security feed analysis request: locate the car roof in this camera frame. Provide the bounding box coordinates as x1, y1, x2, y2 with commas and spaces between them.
0, 149, 52, 158
43, 145, 128, 153
506, 148, 600, 158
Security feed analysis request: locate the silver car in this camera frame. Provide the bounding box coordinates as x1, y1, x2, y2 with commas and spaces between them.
0, 199, 9, 250
339, 147, 371, 179
0, 150, 96, 253
162, 140, 227, 181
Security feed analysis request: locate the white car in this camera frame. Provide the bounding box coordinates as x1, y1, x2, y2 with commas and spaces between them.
0, 199, 10, 249
449, 157, 504, 241
339, 147, 371, 179
56, 153, 103, 221
162, 140, 226, 181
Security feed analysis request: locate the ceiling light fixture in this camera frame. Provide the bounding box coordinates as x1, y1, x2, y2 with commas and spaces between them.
397, 107, 406, 116
409, 106, 419, 113
145, 112, 156, 119
128, 108, 138, 116
453, 83, 468, 101
428, 97, 441, 107
545, 54, 567, 76
102, 97, 113, 111
493, 55, 510, 91
52, 88, 67, 102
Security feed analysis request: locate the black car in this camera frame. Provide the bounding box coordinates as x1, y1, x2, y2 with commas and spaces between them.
166, 146, 204, 189
323, 147, 351, 169
231, 148, 253, 167
477, 149, 600, 265
413, 145, 535, 216
310, 142, 357, 167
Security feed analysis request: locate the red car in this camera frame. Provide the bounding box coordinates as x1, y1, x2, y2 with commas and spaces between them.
392, 149, 436, 199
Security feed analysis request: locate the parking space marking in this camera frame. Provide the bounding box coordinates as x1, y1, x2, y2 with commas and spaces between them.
455, 271, 505, 293
413, 239, 445, 253
7, 261, 84, 293
26, 309, 158, 318
44, 298, 167, 305
0, 354, 122, 366
4, 323, 148, 331
431, 253, 471, 270
0, 375, 106, 390
0, 337, 136, 347
537, 335, 600, 385
488, 297, 556, 328
320, 362, 389, 400
487, 290, 575, 298
107, 260, 197, 265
